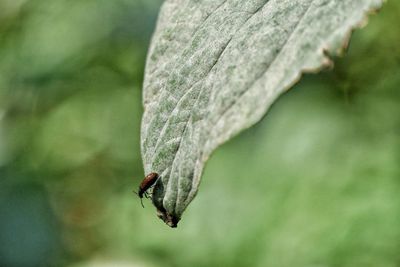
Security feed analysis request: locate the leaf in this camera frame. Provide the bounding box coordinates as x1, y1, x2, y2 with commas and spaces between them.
140, 0, 383, 227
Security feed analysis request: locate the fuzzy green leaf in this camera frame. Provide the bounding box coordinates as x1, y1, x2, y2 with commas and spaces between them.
141, 0, 383, 227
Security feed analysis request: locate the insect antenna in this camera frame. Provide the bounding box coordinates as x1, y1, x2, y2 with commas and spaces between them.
132, 190, 145, 208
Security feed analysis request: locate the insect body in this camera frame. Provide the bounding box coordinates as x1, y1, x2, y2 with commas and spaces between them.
136, 172, 159, 207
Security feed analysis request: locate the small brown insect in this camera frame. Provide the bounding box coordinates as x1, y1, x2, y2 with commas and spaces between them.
135, 172, 159, 207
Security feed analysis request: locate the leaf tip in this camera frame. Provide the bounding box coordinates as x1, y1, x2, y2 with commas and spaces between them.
156, 207, 180, 228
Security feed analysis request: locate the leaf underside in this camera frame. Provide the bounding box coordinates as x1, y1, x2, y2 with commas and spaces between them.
140, 0, 383, 227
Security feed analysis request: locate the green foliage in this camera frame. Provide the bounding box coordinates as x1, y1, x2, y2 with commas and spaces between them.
141, 0, 385, 223
0, 1, 399, 267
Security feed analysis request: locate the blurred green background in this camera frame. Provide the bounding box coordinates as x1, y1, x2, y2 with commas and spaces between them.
0, 1, 399, 267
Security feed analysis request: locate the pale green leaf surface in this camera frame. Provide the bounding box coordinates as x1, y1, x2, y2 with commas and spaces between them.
141, 0, 383, 226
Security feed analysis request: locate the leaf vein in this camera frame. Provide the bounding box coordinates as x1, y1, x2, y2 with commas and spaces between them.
211, 0, 316, 133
